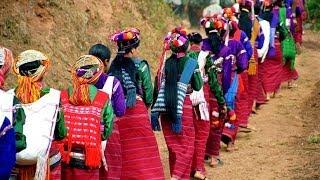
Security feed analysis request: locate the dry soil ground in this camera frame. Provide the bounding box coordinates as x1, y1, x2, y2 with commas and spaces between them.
155, 31, 320, 180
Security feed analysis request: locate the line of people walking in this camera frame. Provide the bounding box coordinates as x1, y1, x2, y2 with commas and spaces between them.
0, 0, 306, 179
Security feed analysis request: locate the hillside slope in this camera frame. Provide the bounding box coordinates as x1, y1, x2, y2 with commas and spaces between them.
0, 0, 176, 89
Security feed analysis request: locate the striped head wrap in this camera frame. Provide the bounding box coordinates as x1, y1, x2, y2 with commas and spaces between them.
70, 55, 104, 106
14, 50, 50, 103
0, 47, 13, 89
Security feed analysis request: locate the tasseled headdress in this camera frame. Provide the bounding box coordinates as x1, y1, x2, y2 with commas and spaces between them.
70, 55, 104, 106
13, 50, 50, 104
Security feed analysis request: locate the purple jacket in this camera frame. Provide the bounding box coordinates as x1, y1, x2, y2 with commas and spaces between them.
227, 39, 248, 73
95, 73, 126, 117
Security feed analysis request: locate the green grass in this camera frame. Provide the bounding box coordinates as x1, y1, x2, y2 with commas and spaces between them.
307, 134, 320, 144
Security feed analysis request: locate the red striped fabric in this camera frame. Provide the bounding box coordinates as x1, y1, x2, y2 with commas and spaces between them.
161, 97, 195, 180
260, 40, 283, 93
256, 63, 267, 104
50, 165, 61, 180
236, 72, 251, 128
117, 100, 164, 180
192, 84, 210, 174
294, 16, 303, 45
247, 48, 259, 115
205, 87, 222, 157
99, 122, 122, 180
281, 62, 299, 83
61, 165, 99, 180
49, 141, 63, 180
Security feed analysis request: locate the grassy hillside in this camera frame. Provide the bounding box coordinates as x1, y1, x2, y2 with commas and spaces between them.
0, 0, 177, 89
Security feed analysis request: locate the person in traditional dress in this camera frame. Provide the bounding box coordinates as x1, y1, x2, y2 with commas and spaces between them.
277, 0, 299, 88
108, 28, 165, 179
259, 0, 285, 99
188, 32, 226, 178
222, 10, 253, 131
294, 0, 307, 53
58, 55, 114, 179
89, 44, 126, 179
152, 27, 203, 180
199, 17, 234, 163
10, 50, 67, 180
0, 47, 15, 180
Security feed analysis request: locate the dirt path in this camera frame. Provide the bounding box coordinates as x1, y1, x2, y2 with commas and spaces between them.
155, 31, 320, 180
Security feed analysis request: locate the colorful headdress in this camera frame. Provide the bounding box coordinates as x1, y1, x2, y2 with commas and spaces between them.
14, 50, 50, 104
201, 17, 225, 33
0, 47, 13, 89
70, 55, 104, 106
111, 28, 141, 53
167, 27, 189, 57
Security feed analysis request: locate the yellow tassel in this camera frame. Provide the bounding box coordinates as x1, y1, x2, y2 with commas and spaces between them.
247, 59, 257, 76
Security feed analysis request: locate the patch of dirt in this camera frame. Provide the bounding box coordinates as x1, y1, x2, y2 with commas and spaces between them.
156, 31, 320, 179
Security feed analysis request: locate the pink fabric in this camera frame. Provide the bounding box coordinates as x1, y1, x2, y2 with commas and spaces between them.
99, 121, 122, 180
236, 72, 251, 127
162, 97, 195, 180
0, 47, 13, 89
192, 84, 210, 174
260, 40, 283, 93
117, 100, 164, 180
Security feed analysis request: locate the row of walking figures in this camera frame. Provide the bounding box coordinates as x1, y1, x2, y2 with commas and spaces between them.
0, 0, 306, 179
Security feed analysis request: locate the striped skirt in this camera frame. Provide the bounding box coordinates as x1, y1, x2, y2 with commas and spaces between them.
248, 49, 259, 110
236, 72, 251, 128
192, 84, 210, 174
99, 121, 122, 180
281, 62, 299, 83
117, 100, 164, 180
61, 165, 99, 180
161, 97, 195, 180
205, 90, 222, 157
260, 41, 283, 93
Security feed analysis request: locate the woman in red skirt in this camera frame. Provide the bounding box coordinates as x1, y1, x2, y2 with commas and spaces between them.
188, 32, 226, 178
152, 27, 203, 180
60, 55, 114, 179
108, 28, 164, 179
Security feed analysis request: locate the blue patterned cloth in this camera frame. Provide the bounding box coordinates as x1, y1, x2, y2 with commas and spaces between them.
0, 117, 15, 180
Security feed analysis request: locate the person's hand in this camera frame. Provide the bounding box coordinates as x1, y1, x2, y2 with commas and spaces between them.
218, 104, 227, 119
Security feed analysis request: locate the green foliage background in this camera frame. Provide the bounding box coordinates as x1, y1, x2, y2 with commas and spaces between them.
306, 0, 320, 30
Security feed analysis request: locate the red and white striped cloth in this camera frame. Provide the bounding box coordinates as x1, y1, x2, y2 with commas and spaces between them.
192, 84, 211, 174
99, 121, 122, 180
236, 72, 251, 128
117, 100, 164, 180
205, 87, 222, 157
161, 97, 195, 180
260, 40, 283, 93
